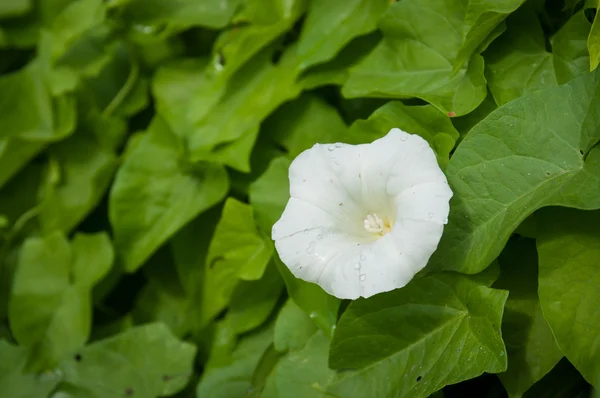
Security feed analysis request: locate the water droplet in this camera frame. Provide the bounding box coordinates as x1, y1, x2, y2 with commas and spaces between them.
335, 143, 342, 148
316, 234, 322, 240
500, 351, 505, 356
319, 226, 324, 231
360, 255, 366, 261
306, 242, 316, 254
360, 274, 366, 281
354, 263, 361, 270
304, 229, 309, 234
328, 145, 335, 151
428, 212, 434, 219
400, 135, 408, 142
335, 161, 340, 166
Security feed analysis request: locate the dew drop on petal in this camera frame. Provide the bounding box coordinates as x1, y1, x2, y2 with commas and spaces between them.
354, 263, 360, 270
306, 242, 316, 254
360, 255, 366, 261
328, 145, 335, 151
428, 212, 434, 220
316, 234, 322, 240
400, 135, 408, 142
360, 274, 366, 281
304, 229, 309, 234
335, 143, 342, 148
319, 226, 324, 231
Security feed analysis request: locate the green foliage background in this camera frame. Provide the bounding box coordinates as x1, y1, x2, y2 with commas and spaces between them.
1, 0, 599, 397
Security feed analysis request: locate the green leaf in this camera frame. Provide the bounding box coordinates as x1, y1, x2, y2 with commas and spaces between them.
348, 101, 459, 167
270, 331, 335, 398
186, 47, 302, 169
0, 0, 31, 18
9, 232, 113, 370
484, 7, 557, 105
328, 273, 508, 398
0, 138, 45, 190
116, 0, 243, 30
537, 207, 600, 388
197, 324, 273, 398
249, 157, 340, 338
552, 9, 592, 84
201, 198, 273, 326
132, 281, 190, 338
429, 69, 600, 274
493, 238, 562, 397
109, 117, 229, 272
296, 0, 388, 70
523, 358, 592, 398
588, 1, 600, 70
227, 262, 283, 335
265, 93, 348, 159
0, 340, 61, 398
0, 60, 75, 141
273, 299, 317, 353
451, 90, 497, 138
38, 127, 119, 234
299, 33, 381, 90
58, 323, 196, 397
342, 0, 526, 115
214, 0, 306, 79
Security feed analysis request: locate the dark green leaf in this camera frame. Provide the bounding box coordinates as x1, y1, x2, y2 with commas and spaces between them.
537, 207, 600, 388
197, 324, 273, 398
430, 69, 600, 274
329, 273, 508, 398
485, 8, 557, 105
552, 9, 592, 84
343, 0, 525, 115
493, 238, 562, 397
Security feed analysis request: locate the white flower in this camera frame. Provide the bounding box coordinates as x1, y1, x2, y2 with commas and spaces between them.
271, 128, 453, 299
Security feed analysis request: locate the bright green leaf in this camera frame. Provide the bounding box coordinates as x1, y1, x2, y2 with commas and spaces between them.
201, 198, 273, 326
429, 69, 600, 274
116, 0, 243, 30
537, 207, 600, 388
0, 60, 75, 141
273, 299, 317, 353
0, 340, 61, 398
187, 47, 302, 168
9, 231, 113, 370
109, 117, 229, 272
485, 8, 557, 105
38, 128, 119, 234
493, 238, 562, 397
227, 262, 283, 335
296, 0, 388, 70
328, 273, 508, 398
271, 331, 335, 398
58, 323, 196, 397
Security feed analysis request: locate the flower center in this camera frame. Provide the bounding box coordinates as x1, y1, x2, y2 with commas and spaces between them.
363, 213, 392, 236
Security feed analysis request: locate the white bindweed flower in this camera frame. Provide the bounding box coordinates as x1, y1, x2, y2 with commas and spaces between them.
271, 128, 453, 299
